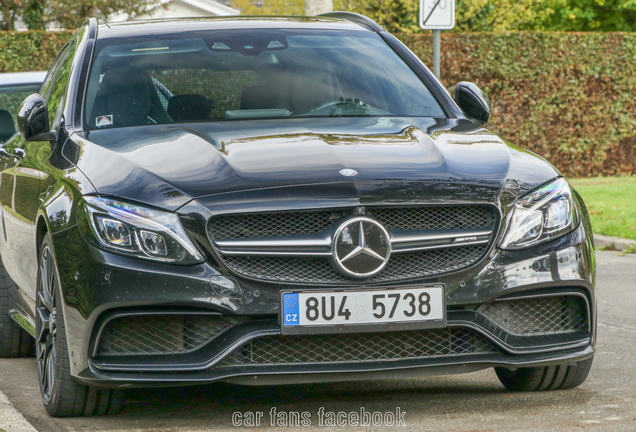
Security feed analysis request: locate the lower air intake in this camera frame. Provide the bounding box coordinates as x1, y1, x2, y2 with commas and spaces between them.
220, 328, 498, 366
480, 295, 589, 336
96, 314, 233, 356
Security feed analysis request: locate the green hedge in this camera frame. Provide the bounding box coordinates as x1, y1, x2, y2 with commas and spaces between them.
400, 32, 636, 178
1, 30, 635, 177
0, 31, 73, 73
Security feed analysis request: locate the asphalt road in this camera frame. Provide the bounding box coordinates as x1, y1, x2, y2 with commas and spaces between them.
1, 250, 635, 432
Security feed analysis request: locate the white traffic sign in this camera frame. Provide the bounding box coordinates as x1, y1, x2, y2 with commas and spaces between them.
420, 0, 455, 30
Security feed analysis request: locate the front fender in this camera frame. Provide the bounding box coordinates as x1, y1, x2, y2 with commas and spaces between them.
37, 180, 78, 242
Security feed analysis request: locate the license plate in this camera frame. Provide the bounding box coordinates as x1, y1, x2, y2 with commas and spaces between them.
281, 285, 445, 334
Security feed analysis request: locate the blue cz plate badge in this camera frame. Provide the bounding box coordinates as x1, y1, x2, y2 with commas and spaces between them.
282, 293, 300, 326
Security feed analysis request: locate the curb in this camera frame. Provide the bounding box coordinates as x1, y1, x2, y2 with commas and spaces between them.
0, 389, 38, 432
593, 234, 636, 252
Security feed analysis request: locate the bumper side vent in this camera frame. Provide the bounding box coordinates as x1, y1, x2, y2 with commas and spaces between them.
95, 314, 233, 356
480, 295, 589, 336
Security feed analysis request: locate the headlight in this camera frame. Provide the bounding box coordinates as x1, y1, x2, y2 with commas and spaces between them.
500, 178, 579, 250
79, 196, 204, 265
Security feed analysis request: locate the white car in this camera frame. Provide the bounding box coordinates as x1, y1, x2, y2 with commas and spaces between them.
0, 71, 47, 143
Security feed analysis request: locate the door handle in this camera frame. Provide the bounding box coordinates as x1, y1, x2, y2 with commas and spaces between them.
12, 148, 25, 161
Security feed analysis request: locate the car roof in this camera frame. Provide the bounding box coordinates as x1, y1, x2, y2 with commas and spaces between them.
96, 16, 373, 40
0, 71, 47, 87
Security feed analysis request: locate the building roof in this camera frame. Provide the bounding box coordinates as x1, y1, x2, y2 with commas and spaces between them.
178, 0, 239, 15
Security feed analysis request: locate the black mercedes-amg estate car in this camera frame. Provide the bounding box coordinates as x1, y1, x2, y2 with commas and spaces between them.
0, 14, 596, 417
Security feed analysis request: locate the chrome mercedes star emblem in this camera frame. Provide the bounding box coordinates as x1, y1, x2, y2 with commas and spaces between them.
339, 168, 358, 177
332, 217, 391, 278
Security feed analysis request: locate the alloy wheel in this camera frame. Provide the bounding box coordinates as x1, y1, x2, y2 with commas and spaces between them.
36, 246, 57, 402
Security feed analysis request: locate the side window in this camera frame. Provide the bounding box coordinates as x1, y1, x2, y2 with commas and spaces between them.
46, 40, 78, 128
39, 45, 68, 99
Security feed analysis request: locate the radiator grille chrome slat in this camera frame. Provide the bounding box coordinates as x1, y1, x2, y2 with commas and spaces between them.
213, 228, 493, 257
214, 234, 333, 256
390, 228, 493, 254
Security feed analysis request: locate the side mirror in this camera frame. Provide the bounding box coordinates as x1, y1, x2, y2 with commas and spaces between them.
454, 82, 491, 126
17, 94, 56, 141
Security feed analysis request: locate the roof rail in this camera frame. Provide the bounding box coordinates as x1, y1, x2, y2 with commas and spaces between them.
83, 17, 98, 39
317, 12, 383, 32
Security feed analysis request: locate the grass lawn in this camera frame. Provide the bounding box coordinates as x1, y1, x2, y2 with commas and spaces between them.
569, 176, 636, 240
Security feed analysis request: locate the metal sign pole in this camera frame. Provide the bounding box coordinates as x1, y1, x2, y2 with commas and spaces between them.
433, 29, 441, 79
420, 0, 455, 81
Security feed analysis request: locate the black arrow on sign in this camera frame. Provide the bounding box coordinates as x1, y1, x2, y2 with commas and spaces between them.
422, 0, 443, 26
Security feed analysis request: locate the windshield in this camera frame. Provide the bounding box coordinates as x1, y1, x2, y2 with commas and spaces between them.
84, 29, 444, 130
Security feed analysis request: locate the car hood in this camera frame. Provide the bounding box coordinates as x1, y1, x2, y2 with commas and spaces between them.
68, 117, 559, 211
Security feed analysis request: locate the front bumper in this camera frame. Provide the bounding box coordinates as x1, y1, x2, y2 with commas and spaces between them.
78, 345, 595, 388
51, 220, 596, 389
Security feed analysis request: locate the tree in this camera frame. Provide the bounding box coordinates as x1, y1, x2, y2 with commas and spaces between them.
23, 0, 45, 30
46, 0, 154, 29
332, 0, 550, 33
230, 0, 303, 15
230, 0, 636, 32
538, 0, 636, 31
334, 0, 420, 32
0, 0, 21, 30
455, 0, 552, 31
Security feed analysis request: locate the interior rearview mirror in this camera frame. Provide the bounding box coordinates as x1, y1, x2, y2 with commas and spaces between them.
17, 93, 56, 141
454, 82, 491, 126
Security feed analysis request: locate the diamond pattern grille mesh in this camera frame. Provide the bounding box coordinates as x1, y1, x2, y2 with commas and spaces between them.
367, 206, 496, 231
480, 296, 589, 336
96, 315, 232, 356
209, 211, 337, 239
223, 244, 488, 284
220, 328, 497, 366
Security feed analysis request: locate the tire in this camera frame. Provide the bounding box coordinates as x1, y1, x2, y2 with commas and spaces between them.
36, 234, 124, 417
0, 255, 34, 357
495, 357, 594, 392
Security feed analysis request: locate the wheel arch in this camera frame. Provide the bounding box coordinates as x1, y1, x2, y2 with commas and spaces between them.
35, 181, 78, 254
36, 215, 49, 258
35, 182, 79, 334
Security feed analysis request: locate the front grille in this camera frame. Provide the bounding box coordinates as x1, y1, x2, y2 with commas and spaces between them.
208, 205, 497, 285
480, 295, 589, 336
220, 328, 498, 366
224, 244, 489, 285
96, 314, 233, 356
